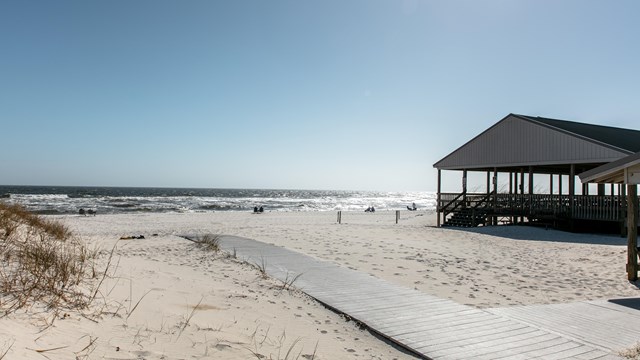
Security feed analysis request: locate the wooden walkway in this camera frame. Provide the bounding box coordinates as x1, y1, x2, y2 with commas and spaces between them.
185, 235, 638, 359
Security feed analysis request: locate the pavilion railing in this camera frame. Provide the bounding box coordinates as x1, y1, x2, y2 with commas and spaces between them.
438, 192, 628, 223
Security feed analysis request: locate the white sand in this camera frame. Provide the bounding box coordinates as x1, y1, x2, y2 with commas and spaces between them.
2, 210, 638, 359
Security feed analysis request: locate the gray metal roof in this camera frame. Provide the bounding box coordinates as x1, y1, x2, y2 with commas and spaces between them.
434, 113, 640, 173
517, 114, 640, 153
579, 151, 640, 184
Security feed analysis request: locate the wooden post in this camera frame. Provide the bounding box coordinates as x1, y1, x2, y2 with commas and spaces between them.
509, 172, 514, 224
627, 184, 638, 281
493, 168, 498, 226
528, 166, 533, 218
396, 210, 400, 224
337, 211, 342, 224
486, 171, 491, 196
569, 164, 575, 220
598, 184, 605, 196
520, 168, 525, 223
462, 170, 468, 207
437, 169, 442, 227
622, 185, 628, 237
559, 173, 563, 215
559, 173, 563, 194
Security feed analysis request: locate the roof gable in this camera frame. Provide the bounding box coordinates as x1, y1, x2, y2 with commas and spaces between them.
434, 114, 633, 170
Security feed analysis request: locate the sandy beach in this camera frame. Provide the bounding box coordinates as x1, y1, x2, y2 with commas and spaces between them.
2, 210, 639, 359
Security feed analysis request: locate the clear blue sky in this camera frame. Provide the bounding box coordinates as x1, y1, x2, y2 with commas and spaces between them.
1, 0, 639, 191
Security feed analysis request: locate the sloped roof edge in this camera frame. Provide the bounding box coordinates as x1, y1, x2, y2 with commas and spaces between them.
433, 113, 514, 168
579, 151, 640, 183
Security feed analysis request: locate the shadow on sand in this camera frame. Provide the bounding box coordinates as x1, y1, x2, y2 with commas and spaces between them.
609, 297, 640, 309
444, 224, 626, 246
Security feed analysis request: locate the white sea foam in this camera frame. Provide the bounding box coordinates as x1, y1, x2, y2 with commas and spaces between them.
1, 186, 437, 214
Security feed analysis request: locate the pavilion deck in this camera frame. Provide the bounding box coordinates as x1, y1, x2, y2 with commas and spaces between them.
438, 192, 627, 229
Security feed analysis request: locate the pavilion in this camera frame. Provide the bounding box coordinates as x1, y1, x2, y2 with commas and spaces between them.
433, 113, 640, 232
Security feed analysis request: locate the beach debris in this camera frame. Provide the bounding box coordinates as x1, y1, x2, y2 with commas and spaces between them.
119, 235, 145, 240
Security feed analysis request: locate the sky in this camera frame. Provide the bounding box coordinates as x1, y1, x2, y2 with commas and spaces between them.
1, 0, 639, 192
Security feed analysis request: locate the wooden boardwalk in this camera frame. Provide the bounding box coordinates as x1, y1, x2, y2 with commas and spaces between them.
186, 235, 637, 359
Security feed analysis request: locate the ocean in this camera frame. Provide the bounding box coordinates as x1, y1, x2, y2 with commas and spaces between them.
0, 186, 436, 215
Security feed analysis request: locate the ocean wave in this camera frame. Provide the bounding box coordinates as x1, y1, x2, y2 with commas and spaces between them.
0, 186, 436, 215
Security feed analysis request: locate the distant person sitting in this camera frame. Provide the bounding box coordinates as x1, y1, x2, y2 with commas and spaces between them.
259, 206, 264, 213
254, 206, 258, 213
365, 207, 372, 212
407, 203, 417, 211
370, 206, 375, 212
79, 208, 86, 216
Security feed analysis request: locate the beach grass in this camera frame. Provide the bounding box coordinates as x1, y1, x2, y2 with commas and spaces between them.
0, 202, 98, 316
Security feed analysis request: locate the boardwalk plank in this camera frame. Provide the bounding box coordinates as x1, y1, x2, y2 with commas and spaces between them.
216, 235, 627, 360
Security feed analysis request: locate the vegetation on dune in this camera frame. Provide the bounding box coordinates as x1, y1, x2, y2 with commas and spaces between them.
0, 202, 99, 317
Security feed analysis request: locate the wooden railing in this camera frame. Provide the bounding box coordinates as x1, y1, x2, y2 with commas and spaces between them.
439, 193, 628, 222
573, 195, 625, 221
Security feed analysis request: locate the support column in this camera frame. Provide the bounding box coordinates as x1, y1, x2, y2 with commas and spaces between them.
509, 172, 514, 224
493, 168, 498, 226
559, 174, 563, 194
462, 170, 468, 207
486, 171, 491, 197
559, 174, 563, 214
520, 168, 525, 223
622, 185, 628, 237
627, 184, 638, 281
570, 164, 576, 229
485, 171, 491, 226
437, 169, 442, 227
598, 184, 606, 196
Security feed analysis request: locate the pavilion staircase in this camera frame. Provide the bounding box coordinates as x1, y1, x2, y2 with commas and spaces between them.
442, 191, 494, 228
445, 207, 489, 227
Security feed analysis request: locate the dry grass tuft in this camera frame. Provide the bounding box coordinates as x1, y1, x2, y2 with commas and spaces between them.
619, 342, 640, 359
191, 234, 221, 252
0, 202, 98, 316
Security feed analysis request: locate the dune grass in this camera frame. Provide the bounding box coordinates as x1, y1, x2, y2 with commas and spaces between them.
190, 234, 221, 252
0, 202, 99, 316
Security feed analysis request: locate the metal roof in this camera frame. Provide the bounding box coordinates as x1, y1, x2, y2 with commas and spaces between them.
434, 113, 640, 173
579, 151, 640, 184
518, 114, 640, 153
